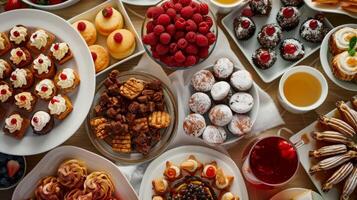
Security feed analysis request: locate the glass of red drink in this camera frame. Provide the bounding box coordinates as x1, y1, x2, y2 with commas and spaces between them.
242, 136, 299, 188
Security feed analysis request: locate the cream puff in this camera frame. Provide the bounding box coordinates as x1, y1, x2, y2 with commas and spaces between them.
9, 47, 32, 68
31, 54, 56, 79
35, 79, 57, 101
14, 92, 37, 112
0, 81, 13, 103
163, 161, 182, 181
332, 51, 357, 81
72, 20, 97, 45
9, 25, 29, 46
95, 7, 124, 36
54, 68, 80, 94
89, 45, 110, 73
201, 161, 218, 179
26, 29, 56, 55
0, 59, 12, 80
107, 29, 136, 60
10, 68, 34, 89
0, 32, 12, 56
329, 27, 357, 56
31, 111, 54, 135
180, 155, 203, 175
49, 42, 73, 65
215, 168, 234, 190
3, 113, 30, 139
152, 178, 169, 195
48, 94, 73, 120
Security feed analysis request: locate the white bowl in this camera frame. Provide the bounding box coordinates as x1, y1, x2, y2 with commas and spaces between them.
22, 0, 80, 10
209, 0, 246, 14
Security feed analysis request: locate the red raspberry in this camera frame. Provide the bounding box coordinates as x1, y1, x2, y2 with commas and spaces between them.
283, 7, 294, 18
309, 19, 318, 30
77, 22, 86, 31
102, 7, 113, 18
154, 25, 165, 36
146, 21, 155, 33
175, 17, 186, 30
147, 6, 165, 19
161, 55, 174, 65
204, 16, 213, 28
174, 3, 183, 12
54, 44, 59, 50
186, 19, 197, 32
157, 14, 171, 26
181, 6, 194, 19
180, 0, 191, 6
198, 47, 209, 58
152, 50, 160, 59
186, 44, 198, 55
162, 1, 174, 10
156, 43, 169, 55
169, 43, 178, 54
177, 38, 188, 49
192, 13, 203, 24
142, 33, 158, 46
199, 3, 209, 15
196, 34, 208, 47
114, 33, 123, 43
166, 8, 177, 19
206, 32, 216, 45
166, 24, 176, 36
60, 73, 67, 80
172, 0, 179, 3
190, 2, 200, 13
185, 31, 196, 43
174, 50, 186, 63
160, 33, 171, 44
91, 52, 97, 61
241, 6, 254, 17
184, 55, 197, 66
198, 22, 209, 34
174, 31, 186, 41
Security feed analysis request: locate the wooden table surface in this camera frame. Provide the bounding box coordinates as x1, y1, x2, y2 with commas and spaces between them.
1, 0, 357, 199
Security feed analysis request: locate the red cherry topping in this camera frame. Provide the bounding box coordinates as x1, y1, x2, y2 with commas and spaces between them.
265, 26, 276, 36
241, 19, 251, 29
33, 117, 39, 124
38, 59, 43, 64
283, 7, 294, 18
91, 52, 97, 61
205, 166, 216, 178
51, 98, 59, 104
284, 44, 297, 54
102, 7, 113, 18
259, 51, 271, 63
13, 31, 20, 37
41, 86, 48, 92
77, 22, 86, 31
309, 19, 318, 30
32, 34, 37, 39
0, 89, 6, 95
20, 95, 26, 101
10, 118, 17, 125
11, 75, 17, 80
167, 168, 176, 178
60, 73, 67, 80
114, 33, 123, 43
54, 44, 59, 50
16, 51, 23, 57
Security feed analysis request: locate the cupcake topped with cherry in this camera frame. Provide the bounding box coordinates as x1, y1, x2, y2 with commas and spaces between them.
257, 24, 282, 49
300, 15, 328, 43
276, 6, 300, 31
234, 16, 256, 40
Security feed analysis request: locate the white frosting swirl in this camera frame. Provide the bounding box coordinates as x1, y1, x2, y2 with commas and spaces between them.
50, 43, 69, 60
336, 51, 357, 76
32, 111, 51, 131
57, 68, 75, 89
15, 92, 34, 110
5, 114, 23, 133
0, 59, 8, 79
0, 34, 5, 50
0, 84, 12, 102
33, 54, 51, 74
334, 27, 357, 50
48, 95, 67, 115
36, 79, 55, 99
10, 48, 26, 65
30, 30, 48, 50
11, 68, 27, 88
10, 26, 27, 44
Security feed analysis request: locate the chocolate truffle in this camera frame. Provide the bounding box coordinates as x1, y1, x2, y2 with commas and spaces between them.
276, 6, 300, 31
280, 38, 305, 61
257, 24, 282, 49
234, 16, 256, 40
252, 47, 277, 69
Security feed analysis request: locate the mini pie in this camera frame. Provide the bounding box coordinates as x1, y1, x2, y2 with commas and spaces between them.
14, 91, 37, 112
54, 68, 80, 94
9, 47, 32, 68
0, 59, 13, 80
215, 168, 234, 190
89, 44, 110, 73
0, 32, 12, 56
48, 94, 73, 120
201, 161, 218, 179
26, 29, 56, 55
49, 42, 73, 65
9, 25, 29, 46
107, 29, 136, 60
35, 79, 57, 101
31, 54, 56, 79
72, 20, 97, 45
10, 68, 34, 89
95, 7, 124, 36
152, 178, 169, 194
3, 113, 30, 139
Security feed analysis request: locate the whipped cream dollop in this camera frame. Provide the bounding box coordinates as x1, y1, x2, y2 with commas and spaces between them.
30, 30, 49, 50
10, 48, 26, 65
0, 59, 8, 79
36, 79, 55, 99
49, 95, 67, 115
57, 68, 75, 89
0, 34, 5, 50
5, 114, 23, 133
334, 27, 357, 50
15, 92, 34, 110
33, 54, 51, 74
32, 111, 51, 131
50, 43, 69, 60
10, 26, 27, 45
11, 68, 27, 88
0, 84, 12, 102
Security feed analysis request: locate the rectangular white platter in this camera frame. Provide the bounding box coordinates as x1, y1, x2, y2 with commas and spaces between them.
68, 0, 145, 77
13, 146, 138, 200
222, 1, 334, 83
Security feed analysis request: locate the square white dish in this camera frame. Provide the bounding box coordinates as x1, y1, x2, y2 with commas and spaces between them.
222, 2, 334, 83
68, 0, 145, 77
13, 146, 138, 200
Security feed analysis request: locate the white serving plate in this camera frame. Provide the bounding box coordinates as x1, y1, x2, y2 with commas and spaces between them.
270, 188, 323, 200
68, 0, 145, 77
13, 146, 138, 200
139, 145, 249, 200
22, 0, 80, 10
0, 9, 95, 156
222, 2, 334, 83
122, 0, 161, 6
304, 0, 357, 19
320, 24, 357, 92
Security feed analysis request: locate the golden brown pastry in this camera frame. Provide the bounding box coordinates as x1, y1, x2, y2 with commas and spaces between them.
106, 29, 136, 60
26, 29, 56, 55
164, 161, 182, 181
84, 171, 114, 200
214, 168, 234, 190
54, 68, 80, 94
89, 44, 110, 73
3, 113, 30, 140
95, 6, 124, 36
35, 176, 63, 200
0, 32, 12, 56
64, 189, 93, 200
180, 155, 203, 175
149, 111, 171, 129
332, 51, 357, 81
0, 59, 13, 80
152, 178, 169, 195
119, 78, 144, 99
49, 42, 73, 65
48, 94, 73, 120
201, 161, 218, 179
329, 27, 357, 55
72, 20, 97, 45
57, 159, 87, 188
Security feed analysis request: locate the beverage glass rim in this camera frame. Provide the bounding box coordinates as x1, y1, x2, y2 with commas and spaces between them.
209, 0, 245, 8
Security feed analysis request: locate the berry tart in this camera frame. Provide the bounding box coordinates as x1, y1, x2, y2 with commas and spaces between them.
35, 79, 57, 101
95, 7, 124, 36
49, 42, 73, 65
54, 68, 80, 94
0, 153, 26, 189
276, 6, 300, 31
89, 44, 110, 73
0, 81, 13, 103
329, 27, 357, 56
233, 16, 256, 40
252, 47, 277, 69
281, 0, 304, 7
9, 47, 32, 68
26, 29, 56, 55
72, 20, 97, 45
9, 25, 29, 46
107, 29, 136, 60
48, 94, 73, 120
31, 111, 54, 135
249, 0, 272, 15
31, 54, 56, 79
0, 32, 12, 56
280, 38, 305, 61
0, 59, 12, 80
14, 92, 37, 112
3, 113, 30, 139
257, 24, 282, 49
300, 17, 328, 43
10, 68, 34, 90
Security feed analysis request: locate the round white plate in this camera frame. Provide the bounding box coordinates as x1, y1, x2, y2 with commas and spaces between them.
304, 0, 357, 19
270, 188, 323, 200
0, 9, 95, 155
122, 0, 161, 6
139, 145, 249, 200
22, 0, 80, 10
320, 24, 357, 92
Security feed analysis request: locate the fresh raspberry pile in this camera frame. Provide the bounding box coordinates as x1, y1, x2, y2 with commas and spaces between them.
142, 0, 216, 68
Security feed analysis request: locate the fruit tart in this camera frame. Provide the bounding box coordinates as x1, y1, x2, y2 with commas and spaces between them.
9, 25, 29, 46
54, 68, 80, 94
0, 59, 12, 80
170, 176, 217, 200
201, 161, 218, 179
180, 155, 203, 175
9, 47, 32, 68
26, 29, 56, 55
31, 54, 56, 79
35, 79, 57, 101
49, 42, 73, 65
329, 27, 357, 56
35, 176, 63, 200
214, 168, 234, 190
48, 94, 73, 120
10, 68, 34, 90
332, 51, 357, 81
152, 178, 169, 195
57, 159, 87, 189
0, 32, 12, 56
3, 113, 30, 139
0, 81, 13, 103
164, 161, 182, 181
95, 7, 124, 36
83, 171, 114, 200
14, 92, 37, 112
31, 111, 54, 135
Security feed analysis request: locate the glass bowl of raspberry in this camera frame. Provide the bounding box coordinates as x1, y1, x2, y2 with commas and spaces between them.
142, 0, 218, 70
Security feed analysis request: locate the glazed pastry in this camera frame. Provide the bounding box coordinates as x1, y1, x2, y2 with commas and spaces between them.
249, 0, 272, 15
0, 59, 12, 80
202, 125, 227, 144
31, 54, 56, 79
180, 155, 203, 174
220, 192, 239, 200
228, 114, 252, 136
10, 68, 34, 89
233, 16, 256, 40
280, 38, 305, 61
276, 6, 300, 31
201, 161, 218, 179
230, 70, 253, 91
281, 0, 304, 7
257, 24, 282, 49
57, 159, 87, 188
35, 176, 63, 200
72, 20, 97, 45
189, 92, 211, 114
300, 17, 328, 43
35, 79, 57, 101
64, 189, 92, 200
329, 27, 357, 55
9, 47, 32, 68
14, 92, 37, 112
95, 7, 124, 36
0, 32, 12, 56
54, 68, 80, 94
332, 51, 357, 81
0, 81, 13, 103
191, 70, 215, 92
3, 113, 30, 139
152, 178, 169, 194
31, 111, 54, 135
48, 94, 73, 120
215, 168, 234, 190
229, 92, 254, 113
164, 161, 182, 181
89, 44, 110, 73
49, 42, 73, 65
107, 29, 136, 60
210, 81, 231, 101
183, 113, 206, 137
213, 57, 234, 79
84, 171, 114, 200
209, 104, 233, 126
26, 29, 56, 54
9, 25, 28, 46
119, 77, 145, 100
252, 47, 277, 69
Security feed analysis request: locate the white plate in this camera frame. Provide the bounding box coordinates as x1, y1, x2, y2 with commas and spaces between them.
304, 0, 357, 19
222, 2, 334, 83
13, 146, 138, 200
139, 145, 249, 200
22, 0, 80, 10
122, 0, 161, 6
270, 188, 323, 200
320, 24, 357, 92
68, 0, 145, 77
0, 9, 95, 155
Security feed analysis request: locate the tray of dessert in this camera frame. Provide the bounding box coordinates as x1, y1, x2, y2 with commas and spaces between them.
0, 9, 95, 155
320, 24, 357, 92
290, 96, 357, 200
139, 145, 248, 200
68, 0, 145, 76
182, 57, 259, 146
222, 0, 334, 83
13, 145, 138, 200
304, 0, 357, 19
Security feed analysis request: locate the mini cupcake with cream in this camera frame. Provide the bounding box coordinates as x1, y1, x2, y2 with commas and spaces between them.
3, 113, 30, 139
35, 79, 57, 101
0, 59, 13, 80
9, 47, 32, 68
10, 68, 34, 89
26, 29, 56, 54
31, 54, 56, 79
9, 25, 29, 46
31, 111, 54, 135
0, 32, 12, 56
164, 161, 182, 181
0, 81, 13, 103
54, 68, 80, 93
14, 92, 37, 112
48, 94, 73, 120
49, 42, 73, 65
